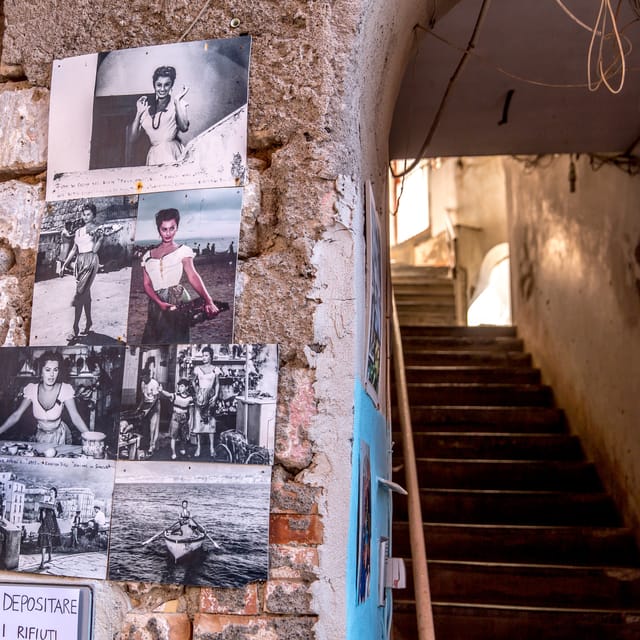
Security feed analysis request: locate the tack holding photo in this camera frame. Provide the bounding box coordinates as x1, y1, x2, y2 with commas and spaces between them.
107, 461, 270, 587
126, 188, 241, 346
30, 196, 137, 346
0, 346, 124, 459
46, 37, 251, 201
0, 455, 116, 580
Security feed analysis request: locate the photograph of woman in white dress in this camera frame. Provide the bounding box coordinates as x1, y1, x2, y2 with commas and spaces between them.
45, 37, 251, 202
29, 197, 136, 346
140, 208, 218, 344
128, 65, 190, 166
126, 188, 241, 345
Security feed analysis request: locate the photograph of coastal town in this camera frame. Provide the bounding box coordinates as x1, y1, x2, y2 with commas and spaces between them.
0, 456, 115, 579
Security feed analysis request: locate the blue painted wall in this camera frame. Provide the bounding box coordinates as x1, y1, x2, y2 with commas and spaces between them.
346, 381, 392, 640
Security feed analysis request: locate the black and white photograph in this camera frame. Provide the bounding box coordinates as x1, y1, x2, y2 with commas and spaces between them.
0, 346, 124, 459
46, 37, 251, 201
30, 196, 137, 346
0, 455, 115, 579
118, 344, 278, 464
364, 182, 384, 406
107, 461, 270, 587
126, 188, 241, 345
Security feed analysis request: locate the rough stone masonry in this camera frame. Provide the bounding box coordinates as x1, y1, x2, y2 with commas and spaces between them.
0, 0, 379, 637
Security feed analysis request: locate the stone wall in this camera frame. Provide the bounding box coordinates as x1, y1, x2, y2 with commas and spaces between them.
505, 154, 640, 542
0, 2, 369, 639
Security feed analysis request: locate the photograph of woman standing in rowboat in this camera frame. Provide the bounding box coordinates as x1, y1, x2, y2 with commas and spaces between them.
29, 196, 137, 346
126, 188, 241, 345
108, 461, 270, 587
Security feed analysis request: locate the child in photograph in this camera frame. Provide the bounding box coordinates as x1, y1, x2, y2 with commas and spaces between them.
159, 378, 194, 459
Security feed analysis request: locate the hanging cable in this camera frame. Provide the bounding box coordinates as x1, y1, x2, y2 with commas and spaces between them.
390, 0, 493, 179
587, 0, 627, 93
419, 22, 634, 89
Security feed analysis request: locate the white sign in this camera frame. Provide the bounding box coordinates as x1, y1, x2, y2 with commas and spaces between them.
0, 583, 92, 640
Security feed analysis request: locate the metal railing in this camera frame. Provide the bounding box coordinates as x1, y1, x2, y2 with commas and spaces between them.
391, 293, 436, 640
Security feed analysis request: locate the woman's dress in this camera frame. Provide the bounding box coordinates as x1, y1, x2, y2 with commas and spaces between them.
139, 377, 160, 450
23, 382, 74, 444
140, 100, 184, 165
141, 244, 193, 344
192, 365, 217, 435
73, 226, 100, 304
37, 502, 62, 548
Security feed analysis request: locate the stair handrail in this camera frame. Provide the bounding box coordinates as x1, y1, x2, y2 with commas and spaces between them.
391, 292, 436, 640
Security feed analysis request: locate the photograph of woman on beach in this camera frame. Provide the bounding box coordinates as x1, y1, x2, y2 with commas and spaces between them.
0, 346, 124, 459
46, 37, 251, 201
30, 196, 137, 346
0, 455, 115, 580
107, 460, 269, 587
126, 188, 241, 345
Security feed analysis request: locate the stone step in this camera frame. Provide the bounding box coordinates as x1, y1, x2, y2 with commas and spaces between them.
404, 365, 541, 384
393, 602, 640, 640
397, 406, 566, 431
401, 335, 525, 351
392, 522, 640, 566
399, 325, 518, 337
403, 382, 554, 407
392, 432, 582, 460
397, 313, 459, 327
396, 299, 456, 310
403, 349, 532, 367
394, 292, 454, 304
403, 559, 640, 609
398, 459, 601, 491
393, 489, 620, 526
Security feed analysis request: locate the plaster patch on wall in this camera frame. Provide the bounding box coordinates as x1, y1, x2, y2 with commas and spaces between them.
305, 175, 358, 640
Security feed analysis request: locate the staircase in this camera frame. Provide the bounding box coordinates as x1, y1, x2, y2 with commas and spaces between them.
392, 265, 457, 326
391, 269, 640, 639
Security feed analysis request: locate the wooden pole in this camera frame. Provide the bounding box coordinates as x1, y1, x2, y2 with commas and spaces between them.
391, 294, 436, 640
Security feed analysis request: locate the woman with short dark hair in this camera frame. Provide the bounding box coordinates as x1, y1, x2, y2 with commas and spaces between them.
60, 203, 121, 340
141, 208, 218, 344
129, 65, 190, 165
0, 351, 89, 445
37, 487, 63, 569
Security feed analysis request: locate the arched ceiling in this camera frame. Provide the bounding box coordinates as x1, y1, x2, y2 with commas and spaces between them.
389, 0, 640, 158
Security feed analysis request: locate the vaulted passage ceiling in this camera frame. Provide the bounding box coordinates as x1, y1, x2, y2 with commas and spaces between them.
389, 0, 640, 159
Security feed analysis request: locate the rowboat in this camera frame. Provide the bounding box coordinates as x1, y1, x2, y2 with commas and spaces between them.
163, 522, 206, 561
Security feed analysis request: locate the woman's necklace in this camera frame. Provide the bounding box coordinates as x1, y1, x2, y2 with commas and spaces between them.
151, 97, 170, 130
151, 110, 163, 130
